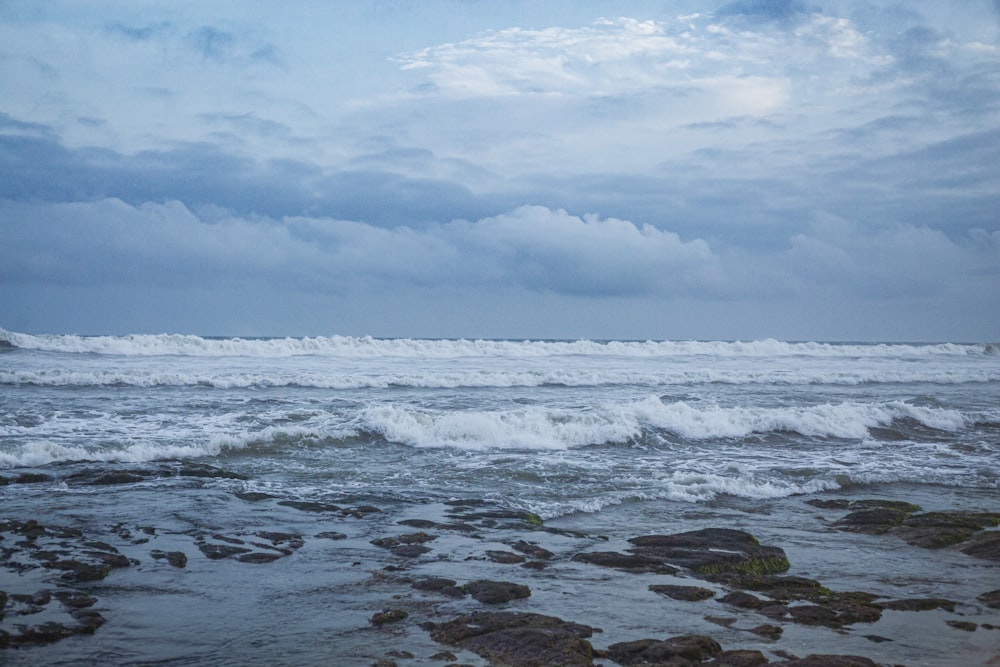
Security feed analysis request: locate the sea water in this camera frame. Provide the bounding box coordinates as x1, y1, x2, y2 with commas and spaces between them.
1, 329, 999, 665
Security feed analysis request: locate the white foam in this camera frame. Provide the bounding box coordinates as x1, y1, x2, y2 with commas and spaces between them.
0, 327, 990, 359
349, 398, 973, 451
0, 426, 343, 468
3, 366, 997, 389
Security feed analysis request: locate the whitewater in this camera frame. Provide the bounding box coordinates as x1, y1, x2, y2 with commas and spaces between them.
2, 328, 998, 518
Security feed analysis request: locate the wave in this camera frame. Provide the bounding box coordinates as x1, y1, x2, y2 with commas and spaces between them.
353, 398, 974, 450
0, 426, 337, 469
2, 399, 982, 468
0, 327, 990, 359
3, 367, 998, 389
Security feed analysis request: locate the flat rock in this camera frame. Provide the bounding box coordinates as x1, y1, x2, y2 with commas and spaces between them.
571, 550, 678, 574
486, 550, 526, 564
412, 577, 466, 598
770, 655, 879, 667
880, 597, 955, 612
426, 611, 596, 667
370, 609, 408, 625
198, 543, 251, 559
891, 511, 1000, 549
627, 528, 790, 577
649, 584, 715, 601
462, 580, 531, 604
834, 508, 913, 534
959, 530, 1000, 561
605, 634, 722, 665
719, 649, 770, 666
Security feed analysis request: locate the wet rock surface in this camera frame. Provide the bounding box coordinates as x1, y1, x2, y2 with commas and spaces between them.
425, 611, 597, 667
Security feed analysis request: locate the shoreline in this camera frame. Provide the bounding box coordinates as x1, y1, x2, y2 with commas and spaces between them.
1, 468, 998, 666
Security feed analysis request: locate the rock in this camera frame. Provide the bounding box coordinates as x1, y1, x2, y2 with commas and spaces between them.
486, 550, 526, 564
412, 577, 466, 598
807, 499, 852, 509
54, 591, 97, 609
571, 551, 678, 574
14, 473, 54, 484
628, 528, 790, 576
237, 552, 282, 564
718, 649, 770, 666
749, 624, 782, 639
510, 540, 554, 560
426, 611, 596, 667
198, 543, 252, 559
398, 519, 437, 529
718, 591, 766, 609
316, 531, 348, 540
87, 472, 147, 485
770, 655, 879, 666
834, 508, 913, 534
880, 597, 955, 612
706, 574, 830, 602
788, 604, 843, 628
606, 635, 722, 665
166, 551, 187, 568
391, 544, 432, 558
648, 584, 715, 601
371, 532, 436, 548
234, 491, 275, 502
462, 580, 531, 604
428, 650, 457, 661
45, 559, 111, 582
946, 620, 977, 631
370, 609, 408, 625
175, 463, 248, 480
892, 511, 1000, 548
278, 500, 341, 513
978, 589, 1000, 608
959, 530, 1000, 561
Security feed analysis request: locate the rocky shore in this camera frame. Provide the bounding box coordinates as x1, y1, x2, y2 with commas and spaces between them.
1, 462, 999, 666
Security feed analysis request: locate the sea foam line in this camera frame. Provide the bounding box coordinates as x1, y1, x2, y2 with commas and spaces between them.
1, 328, 991, 358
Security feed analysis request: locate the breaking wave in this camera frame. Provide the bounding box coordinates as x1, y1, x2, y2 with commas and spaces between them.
0, 327, 990, 358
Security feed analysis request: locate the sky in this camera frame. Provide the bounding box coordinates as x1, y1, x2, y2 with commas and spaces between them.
1, 0, 998, 341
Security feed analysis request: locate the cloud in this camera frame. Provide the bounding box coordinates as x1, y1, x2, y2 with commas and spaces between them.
5, 197, 995, 308
715, 0, 816, 24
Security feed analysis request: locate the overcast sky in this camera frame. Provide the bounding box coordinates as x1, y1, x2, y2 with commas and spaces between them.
2, 1, 998, 341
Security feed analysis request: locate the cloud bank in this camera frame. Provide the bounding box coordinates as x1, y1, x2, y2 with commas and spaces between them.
1, 1, 998, 340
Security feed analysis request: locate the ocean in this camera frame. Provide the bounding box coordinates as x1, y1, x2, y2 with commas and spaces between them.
2, 329, 999, 665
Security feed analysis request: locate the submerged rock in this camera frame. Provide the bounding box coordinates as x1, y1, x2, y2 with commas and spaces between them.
426, 611, 596, 667
370, 609, 408, 625
571, 551, 677, 574
880, 597, 955, 612
648, 584, 715, 601
770, 655, 879, 666
978, 589, 1000, 608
